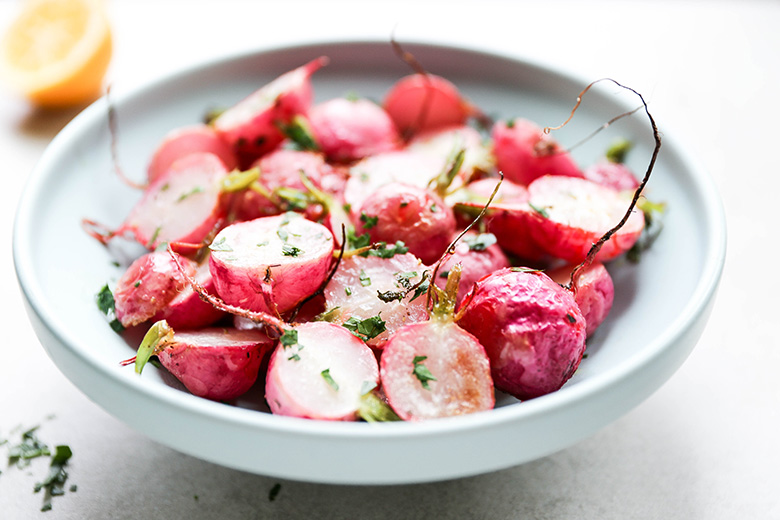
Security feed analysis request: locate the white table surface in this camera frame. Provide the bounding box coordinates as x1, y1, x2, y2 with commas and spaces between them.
1, 1, 776, 518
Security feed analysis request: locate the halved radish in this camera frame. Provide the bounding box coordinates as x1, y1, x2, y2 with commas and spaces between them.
122, 152, 230, 250
213, 57, 326, 164
407, 124, 493, 186
152, 254, 226, 329
265, 321, 379, 420
147, 124, 237, 184
209, 213, 334, 315
322, 253, 429, 349
114, 250, 196, 328
526, 175, 645, 263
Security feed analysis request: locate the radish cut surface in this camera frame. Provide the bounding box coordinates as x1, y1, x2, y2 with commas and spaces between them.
526, 175, 644, 263
209, 213, 334, 315
157, 328, 274, 401
380, 320, 494, 421
123, 152, 230, 249
265, 322, 379, 420
322, 253, 429, 349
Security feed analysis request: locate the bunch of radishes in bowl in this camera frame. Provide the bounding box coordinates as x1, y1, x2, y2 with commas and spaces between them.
88, 53, 659, 424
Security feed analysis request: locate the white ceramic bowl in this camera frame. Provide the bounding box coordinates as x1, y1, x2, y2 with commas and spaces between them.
13, 41, 726, 485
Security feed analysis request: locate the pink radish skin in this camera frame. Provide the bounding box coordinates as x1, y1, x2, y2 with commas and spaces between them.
308, 97, 401, 163
433, 231, 510, 306
156, 328, 275, 401
152, 256, 226, 329
114, 251, 196, 328
383, 74, 473, 136
343, 150, 444, 219
457, 268, 587, 401
526, 175, 644, 263
583, 160, 640, 192
322, 253, 429, 349
122, 152, 230, 250
454, 178, 548, 262
491, 118, 584, 186
236, 149, 331, 221
147, 124, 238, 184
265, 322, 379, 420
356, 183, 455, 265
213, 57, 326, 165
209, 213, 334, 315
380, 320, 494, 421
548, 262, 615, 337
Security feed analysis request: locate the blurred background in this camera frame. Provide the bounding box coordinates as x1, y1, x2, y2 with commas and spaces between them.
1, 1, 777, 518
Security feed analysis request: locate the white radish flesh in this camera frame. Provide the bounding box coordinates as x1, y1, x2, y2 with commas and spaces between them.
380, 319, 494, 421
209, 213, 334, 315
152, 255, 226, 329
147, 124, 237, 184
322, 253, 429, 349
526, 175, 644, 263
265, 322, 379, 420
123, 152, 230, 250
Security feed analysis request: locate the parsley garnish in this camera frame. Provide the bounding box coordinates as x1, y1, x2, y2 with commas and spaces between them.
345, 287, 352, 296
376, 289, 406, 303
566, 313, 577, 324
464, 233, 497, 251
528, 202, 549, 218
343, 315, 387, 341
366, 241, 408, 259
268, 483, 282, 501
280, 329, 298, 348
410, 280, 430, 302
412, 355, 437, 390
321, 368, 339, 391
176, 185, 204, 202
8, 427, 50, 466
96, 285, 124, 333
359, 269, 371, 286
35, 445, 73, 512
282, 244, 303, 257
209, 235, 233, 252
360, 212, 379, 229
347, 227, 371, 249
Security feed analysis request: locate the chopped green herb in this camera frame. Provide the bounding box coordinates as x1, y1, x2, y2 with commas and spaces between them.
282, 243, 303, 257
347, 227, 371, 249
134, 280, 141, 288
269, 483, 282, 501
412, 355, 437, 390
410, 279, 430, 302
146, 226, 162, 248
276, 115, 319, 151
209, 235, 233, 252
8, 427, 50, 466
321, 369, 339, 391
366, 240, 408, 259
606, 138, 633, 164
280, 329, 298, 348
359, 269, 371, 287
566, 313, 577, 324
528, 202, 549, 218
394, 271, 418, 289
464, 232, 497, 251
430, 203, 438, 213
376, 289, 406, 303
257, 240, 269, 247
287, 353, 301, 362
35, 444, 73, 512
345, 287, 352, 296
277, 227, 289, 243
176, 185, 204, 202
95, 285, 124, 333
360, 211, 379, 229
343, 315, 387, 341
399, 201, 409, 208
